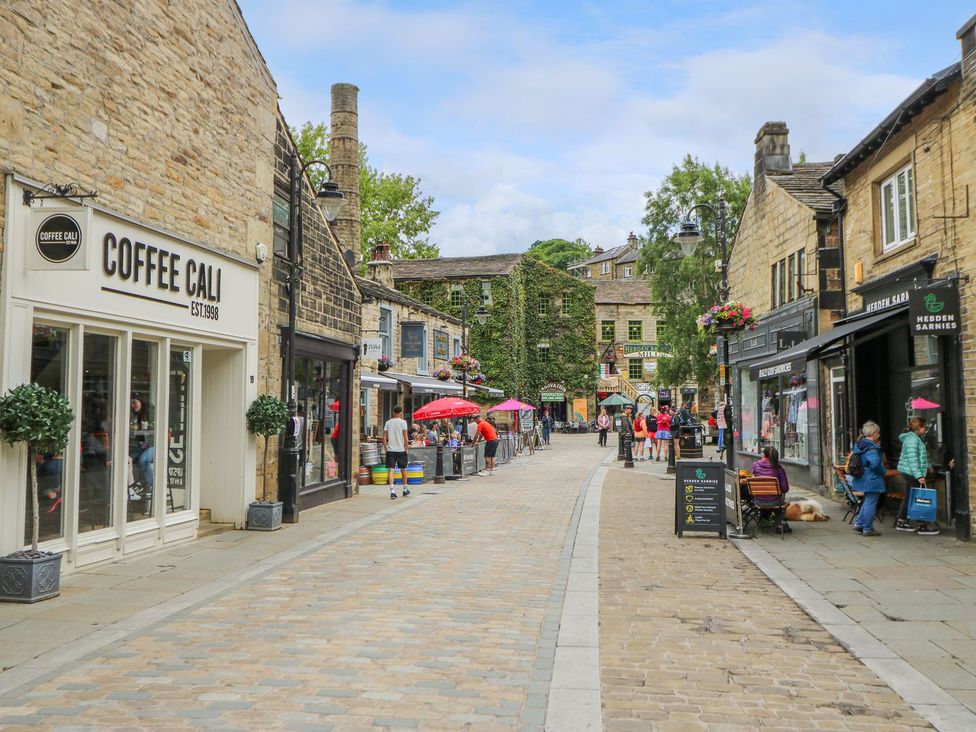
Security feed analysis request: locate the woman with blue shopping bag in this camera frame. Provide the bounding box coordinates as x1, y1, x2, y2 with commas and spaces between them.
895, 417, 939, 535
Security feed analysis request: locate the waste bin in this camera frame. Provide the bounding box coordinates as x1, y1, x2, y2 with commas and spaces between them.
678, 424, 704, 459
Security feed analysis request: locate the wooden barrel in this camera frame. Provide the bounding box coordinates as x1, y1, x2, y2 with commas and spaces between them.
361, 442, 381, 466
371, 465, 390, 483
406, 462, 424, 485
358, 465, 371, 485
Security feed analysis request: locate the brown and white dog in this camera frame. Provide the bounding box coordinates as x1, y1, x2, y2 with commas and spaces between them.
784, 498, 830, 522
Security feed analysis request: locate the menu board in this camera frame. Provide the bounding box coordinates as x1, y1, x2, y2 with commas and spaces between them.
724, 468, 742, 529
674, 460, 727, 538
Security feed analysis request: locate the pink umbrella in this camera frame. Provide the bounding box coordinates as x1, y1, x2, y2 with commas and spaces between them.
488, 399, 537, 412
911, 397, 941, 409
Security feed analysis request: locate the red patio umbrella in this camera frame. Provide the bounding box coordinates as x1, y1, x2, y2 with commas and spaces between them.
329, 400, 340, 411
488, 399, 537, 413
411, 396, 481, 421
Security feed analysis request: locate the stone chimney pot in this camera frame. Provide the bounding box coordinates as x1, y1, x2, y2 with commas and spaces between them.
754, 121, 792, 189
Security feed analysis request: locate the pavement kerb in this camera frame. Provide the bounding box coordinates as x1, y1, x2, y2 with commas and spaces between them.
0, 491, 434, 699
732, 535, 976, 731
543, 448, 612, 732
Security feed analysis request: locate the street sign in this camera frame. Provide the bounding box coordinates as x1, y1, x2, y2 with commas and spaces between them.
908, 287, 960, 335
361, 338, 382, 359
674, 461, 727, 538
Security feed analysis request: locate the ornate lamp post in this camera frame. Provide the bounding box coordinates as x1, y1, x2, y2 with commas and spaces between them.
278, 153, 344, 523
675, 195, 735, 474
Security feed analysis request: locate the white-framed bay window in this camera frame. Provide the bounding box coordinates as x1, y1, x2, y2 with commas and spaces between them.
880, 163, 916, 253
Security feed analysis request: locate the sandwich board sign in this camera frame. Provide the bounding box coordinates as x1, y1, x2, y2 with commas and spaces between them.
674, 460, 727, 538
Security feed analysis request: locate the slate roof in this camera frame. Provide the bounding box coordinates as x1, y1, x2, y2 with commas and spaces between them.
615, 248, 640, 265
391, 254, 522, 281
823, 62, 961, 184
768, 162, 844, 214
571, 244, 629, 268
355, 276, 461, 325
593, 280, 653, 305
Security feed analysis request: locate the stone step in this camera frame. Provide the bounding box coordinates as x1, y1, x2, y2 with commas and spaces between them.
197, 509, 234, 539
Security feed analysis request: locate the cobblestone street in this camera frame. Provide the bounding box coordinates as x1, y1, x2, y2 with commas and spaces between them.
0, 439, 939, 730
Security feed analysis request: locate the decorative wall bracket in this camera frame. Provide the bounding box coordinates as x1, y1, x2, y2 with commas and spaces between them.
23, 183, 98, 207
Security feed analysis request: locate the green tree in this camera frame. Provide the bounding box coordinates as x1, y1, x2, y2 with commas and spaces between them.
638, 155, 751, 388
292, 122, 440, 262
525, 238, 592, 270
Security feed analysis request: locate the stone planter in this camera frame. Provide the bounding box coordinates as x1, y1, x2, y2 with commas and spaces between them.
247, 501, 283, 531
0, 551, 62, 603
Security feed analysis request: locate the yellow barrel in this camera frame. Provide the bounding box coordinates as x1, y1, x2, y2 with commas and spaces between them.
371, 465, 390, 483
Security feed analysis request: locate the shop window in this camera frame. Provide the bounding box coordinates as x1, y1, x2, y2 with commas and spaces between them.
450, 284, 464, 308
880, 164, 916, 252
167, 346, 193, 513
378, 307, 393, 360
296, 358, 344, 485
782, 373, 808, 463
27, 324, 70, 545
759, 378, 780, 454
600, 320, 615, 342
738, 373, 759, 454
80, 333, 118, 532
628, 359, 643, 381
628, 320, 642, 342
127, 340, 158, 522
481, 280, 492, 306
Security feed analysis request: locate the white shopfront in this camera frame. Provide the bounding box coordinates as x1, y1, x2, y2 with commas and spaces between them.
0, 177, 259, 567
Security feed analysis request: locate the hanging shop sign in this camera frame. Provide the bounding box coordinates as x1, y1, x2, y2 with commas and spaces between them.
36, 213, 82, 263
908, 287, 960, 335
657, 388, 672, 401
433, 330, 450, 360
400, 323, 425, 358
361, 338, 382, 359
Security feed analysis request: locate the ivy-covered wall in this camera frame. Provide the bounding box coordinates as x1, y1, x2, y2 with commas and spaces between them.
396, 256, 596, 402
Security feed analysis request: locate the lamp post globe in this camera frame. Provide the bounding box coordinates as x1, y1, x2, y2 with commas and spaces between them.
315, 179, 344, 221
474, 305, 489, 325
676, 221, 702, 257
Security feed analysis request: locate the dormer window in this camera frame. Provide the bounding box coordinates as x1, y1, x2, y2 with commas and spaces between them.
880, 164, 916, 253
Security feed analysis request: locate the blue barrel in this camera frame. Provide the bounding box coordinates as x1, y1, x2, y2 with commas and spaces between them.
406, 462, 424, 485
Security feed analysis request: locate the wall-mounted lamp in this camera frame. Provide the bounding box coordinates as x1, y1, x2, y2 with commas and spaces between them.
23, 182, 98, 207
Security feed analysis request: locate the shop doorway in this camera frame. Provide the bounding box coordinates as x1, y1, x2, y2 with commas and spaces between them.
200, 346, 246, 524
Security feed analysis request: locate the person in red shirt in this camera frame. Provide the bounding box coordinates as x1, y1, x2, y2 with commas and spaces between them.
473, 415, 499, 476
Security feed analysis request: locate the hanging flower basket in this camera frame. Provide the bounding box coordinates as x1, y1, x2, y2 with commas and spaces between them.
469, 372, 486, 385
697, 301, 758, 336
433, 368, 452, 381
377, 355, 394, 372
450, 354, 480, 373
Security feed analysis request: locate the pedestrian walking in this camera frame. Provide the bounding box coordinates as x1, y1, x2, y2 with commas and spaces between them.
646, 406, 659, 457
654, 406, 671, 461
474, 415, 500, 476
751, 446, 791, 534
597, 407, 611, 447
632, 410, 647, 461
716, 401, 728, 455
541, 407, 553, 446
895, 417, 940, 535
620, 405, 634, 460
383, 405, 410, 499
851, 420, 886, 536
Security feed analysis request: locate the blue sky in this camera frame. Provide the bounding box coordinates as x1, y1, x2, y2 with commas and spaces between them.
237, 1, 972, 257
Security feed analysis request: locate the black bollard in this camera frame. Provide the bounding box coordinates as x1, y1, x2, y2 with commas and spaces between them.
617, 430, 625, 461
624, 433, 634, 469
666, 435, 676, 474
434, 443, 445, 484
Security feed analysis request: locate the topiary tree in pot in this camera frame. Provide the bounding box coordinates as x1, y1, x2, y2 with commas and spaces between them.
245, 394, 290, 531
0, 383, 74, 603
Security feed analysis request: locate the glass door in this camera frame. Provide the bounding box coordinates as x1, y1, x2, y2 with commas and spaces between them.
127, 340, 158, 521
166, 346, 193, 513
79, 333, 118, 534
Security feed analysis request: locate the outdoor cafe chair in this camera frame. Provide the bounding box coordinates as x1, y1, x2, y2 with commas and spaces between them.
833, 465, 864, 524
745, 476, 789, 539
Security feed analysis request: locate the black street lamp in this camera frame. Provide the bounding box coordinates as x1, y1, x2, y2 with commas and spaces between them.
279, 153, 344, 523
459, 286, 489, 399
676, 195, 735, 474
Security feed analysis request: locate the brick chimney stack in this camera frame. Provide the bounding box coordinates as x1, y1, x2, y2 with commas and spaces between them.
330, 83, 361, 265
367, 241, 394, 288
626, 231, 638, 249
958, 15, 976, 95
594, 245, 604, 254
754, 122, 791, 191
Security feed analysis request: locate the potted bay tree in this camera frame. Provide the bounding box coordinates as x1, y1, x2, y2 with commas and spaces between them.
0, 383, 74, 603
246, 394, 289, 531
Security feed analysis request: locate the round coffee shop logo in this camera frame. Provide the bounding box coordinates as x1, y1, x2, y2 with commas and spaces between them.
36, 214, 82, 263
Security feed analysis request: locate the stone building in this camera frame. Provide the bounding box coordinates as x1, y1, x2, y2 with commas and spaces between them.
393, 254, 596, 421
0, 0, 361, 566
357, 243, 469, 432
726, 122, 844, 491
594, 280, 660, 404
568, 233, 640, 281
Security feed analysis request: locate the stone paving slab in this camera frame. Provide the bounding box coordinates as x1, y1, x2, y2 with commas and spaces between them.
0, 439, 606, 729
749, 485, 976, 723
599, 460, 929, 730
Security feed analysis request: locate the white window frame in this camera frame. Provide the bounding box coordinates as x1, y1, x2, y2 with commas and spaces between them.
452, 336, 461, 357
601, 261, 611, 275
378, 306, 393, 360
450, 283, 464, 308
880, 163, 916, 253
624, 266, 633, 278
585, 268, 592, 278
480, 280, 492, 306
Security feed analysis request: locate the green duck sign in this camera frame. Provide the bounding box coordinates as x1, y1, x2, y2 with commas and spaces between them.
908, 287, 960, 335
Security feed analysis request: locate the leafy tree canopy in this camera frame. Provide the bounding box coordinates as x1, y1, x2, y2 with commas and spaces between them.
638, 155, 751, 388
292, 122, 440, 263
525, 238, 592, 271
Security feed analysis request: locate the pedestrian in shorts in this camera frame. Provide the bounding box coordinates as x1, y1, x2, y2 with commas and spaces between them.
383, 405, 410, 499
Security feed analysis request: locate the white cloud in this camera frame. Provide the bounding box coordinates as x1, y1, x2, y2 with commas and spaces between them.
250, 2, 932, 257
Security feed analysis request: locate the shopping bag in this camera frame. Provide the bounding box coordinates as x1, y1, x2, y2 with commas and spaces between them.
906, 486, 937, 523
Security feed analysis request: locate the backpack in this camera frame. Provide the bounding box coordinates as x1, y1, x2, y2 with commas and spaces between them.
846, 449, 865, 479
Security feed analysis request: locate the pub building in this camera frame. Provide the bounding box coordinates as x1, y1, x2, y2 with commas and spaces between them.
0, 176, 260, 566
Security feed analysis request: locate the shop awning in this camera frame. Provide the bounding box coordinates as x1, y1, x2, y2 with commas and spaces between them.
467, 383, 504, 398
749, 306, 908, 379
361, 371, 398, 391
385, 371, 463, 395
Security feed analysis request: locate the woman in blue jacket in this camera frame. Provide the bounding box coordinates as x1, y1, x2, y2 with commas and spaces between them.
895, 417, 939, 535
852, 420, 886, 536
